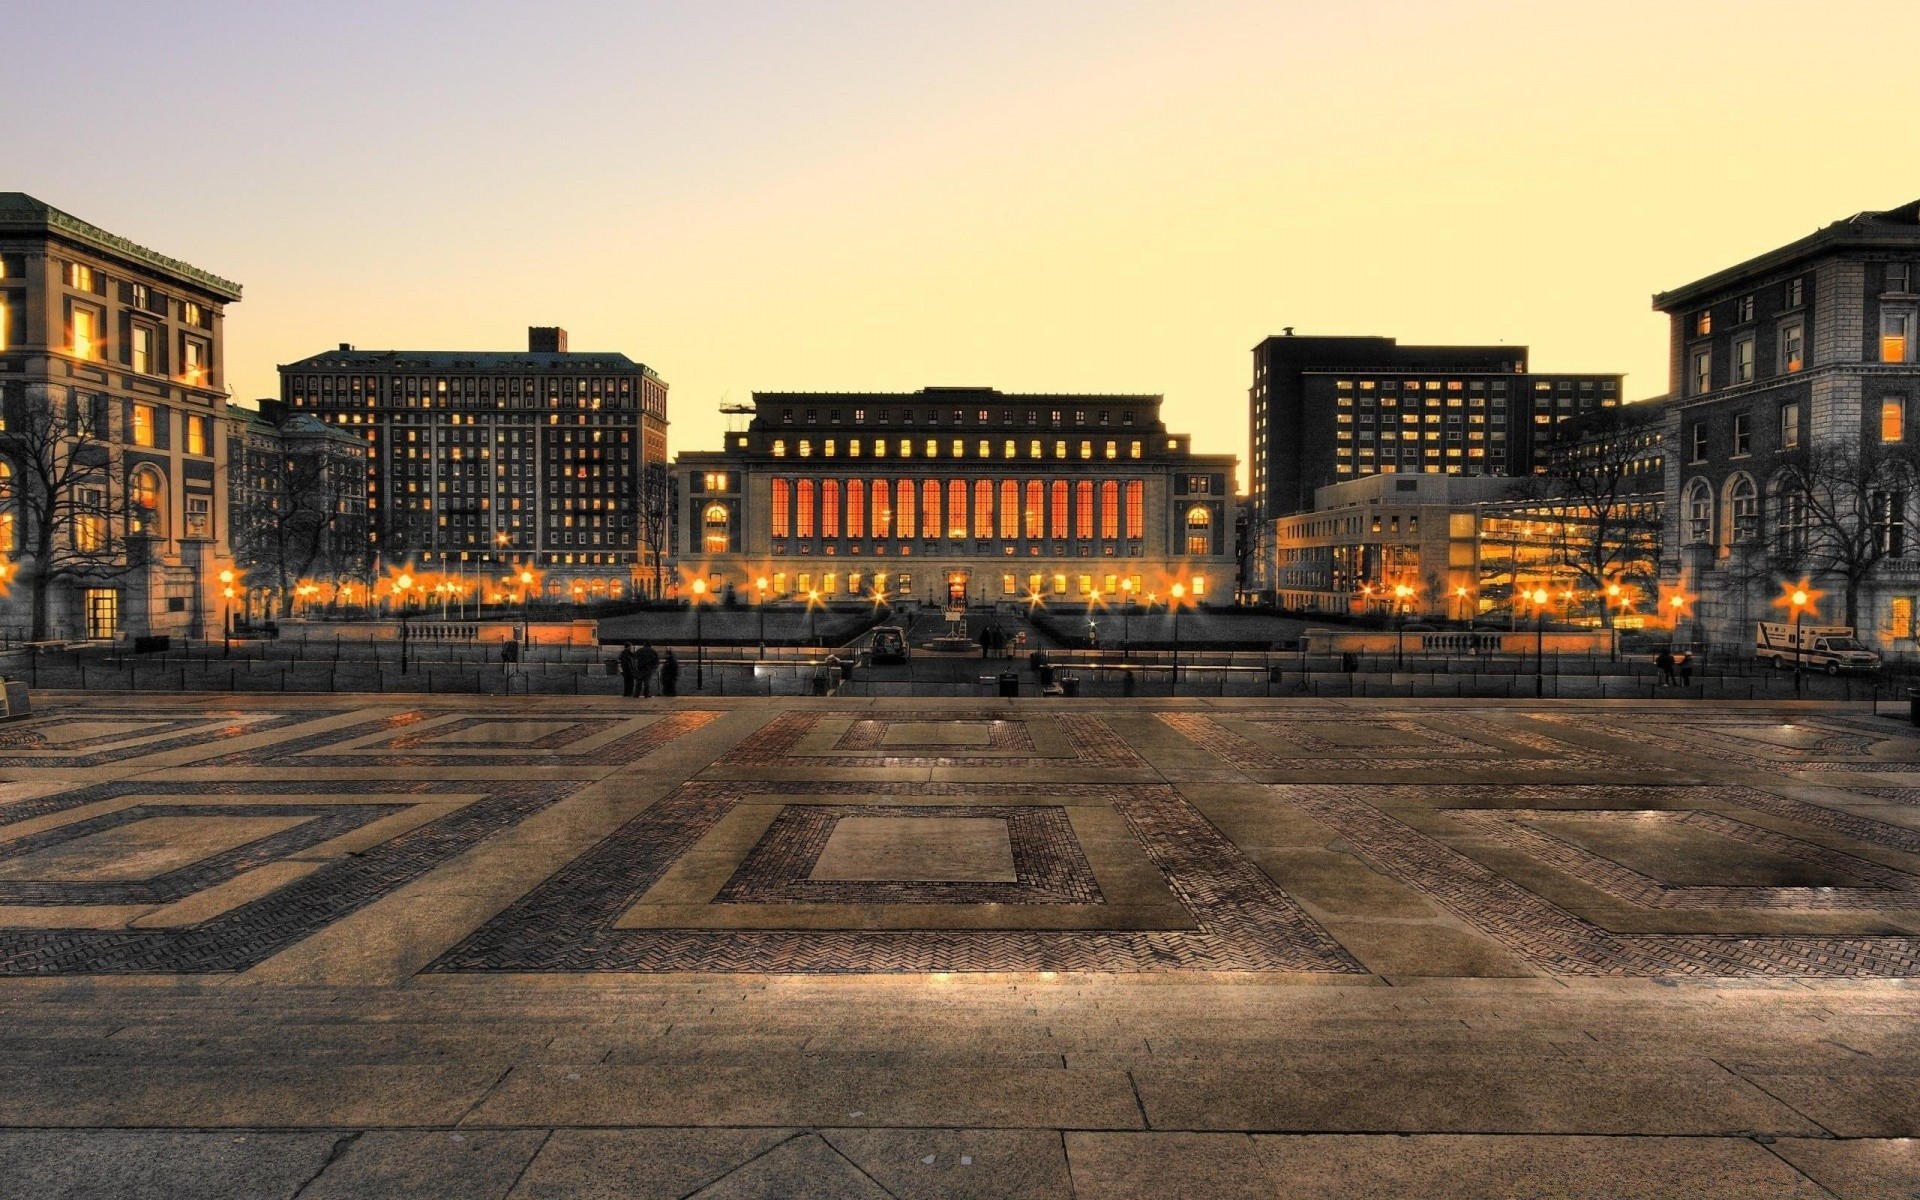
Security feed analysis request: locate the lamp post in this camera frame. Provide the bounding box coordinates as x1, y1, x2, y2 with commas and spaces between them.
1393, 582, 1414, 669
806, 589, 821, 649
518, 568, 534, 643
1527, 585, 1551, 698
1606, 582, 1624, 662
1120, 577, 1135, 659
691, 577, 708, 689
756, 576, 769, 658
1455, 584, 1470, 628
396, 571, 413, 674
1169, 582, 1186, 696
218, 569, 235, 656
1790, 586, 1811, 696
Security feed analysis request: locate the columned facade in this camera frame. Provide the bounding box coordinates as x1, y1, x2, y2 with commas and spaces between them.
675, 388, 1237, 609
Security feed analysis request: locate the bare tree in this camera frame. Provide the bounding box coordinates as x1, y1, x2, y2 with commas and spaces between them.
1768, 440, 1920, 629
0, 389, 141, 641
1512, 405, 1666, 626
638, 462, 670, 600
233, 444, 362, 617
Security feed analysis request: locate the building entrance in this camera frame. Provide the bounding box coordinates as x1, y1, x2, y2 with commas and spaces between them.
947, 573, 969, 609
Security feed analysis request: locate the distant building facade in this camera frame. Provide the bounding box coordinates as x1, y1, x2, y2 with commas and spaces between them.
1274, 471, 1662, 626
1248, 333, 1624, 521
0, 193, 241, 640
1656, 200, 1920, 651
674, 387, 1238, 608
278, 328, 669, 600
226, 400, 369, 617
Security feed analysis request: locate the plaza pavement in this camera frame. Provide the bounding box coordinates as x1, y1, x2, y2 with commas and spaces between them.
1, 693, 1919, 1197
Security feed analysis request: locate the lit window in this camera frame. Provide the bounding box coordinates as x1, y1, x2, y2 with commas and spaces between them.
70, 305, 98, 358
1695, 310, 1712, 336
182, 337, 207, 384
1883, 397, 1906, 443
1883, 312, 1912, 363
131, 404, 157, 447
772, 440, 786, 457
185, 415, 207, 456
131, 326, 153, 374
1780, 322, 1804, 373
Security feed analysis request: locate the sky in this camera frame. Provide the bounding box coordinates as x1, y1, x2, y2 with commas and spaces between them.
10, 0, 1918, 489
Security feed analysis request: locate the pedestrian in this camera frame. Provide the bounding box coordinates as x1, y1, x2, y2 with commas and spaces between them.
617, 642, 638, 698
501, 635, 520, 676
1678, 652, 1693, 687
1654, 647, 1675, 687
660, 649, 680, 697
635, 641, 660, 699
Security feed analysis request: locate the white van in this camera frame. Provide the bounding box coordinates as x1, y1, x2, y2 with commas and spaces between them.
1754, 623, 1881, 674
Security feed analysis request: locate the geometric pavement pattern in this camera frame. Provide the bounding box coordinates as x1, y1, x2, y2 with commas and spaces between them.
1291, 783, 1920, 976
2, 696, 1920, 977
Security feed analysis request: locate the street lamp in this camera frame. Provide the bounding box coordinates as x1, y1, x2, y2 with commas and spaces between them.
518, 568, 535, 643
396, 571, 414, 674
1777, 580, 1820, 697
1169, 582, 1186, 696
1527, 585, 1551, 698
691, 577, 708, 689
1119, 577, 1135, 659
218, 568, 235, 655
1393, 582, 1414, 669
806, 588, 821, 648
1454, 584, 1470, 626
756, 576, 769, 658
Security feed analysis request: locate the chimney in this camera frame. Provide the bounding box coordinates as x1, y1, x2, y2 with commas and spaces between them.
338, 343, 353, 352
529, 326, 568, 354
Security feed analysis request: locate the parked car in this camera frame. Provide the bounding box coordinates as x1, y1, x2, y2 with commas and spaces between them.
869, 626, 910, 664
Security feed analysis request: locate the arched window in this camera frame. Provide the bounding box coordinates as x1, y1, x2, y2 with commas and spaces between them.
1186, 504, 1212, 556
1684, 478, 1713, 544
129, 466, 167, 538
703, 503, 729, 554
1770, 474, 1808, 557
1724, 473, 1758, 547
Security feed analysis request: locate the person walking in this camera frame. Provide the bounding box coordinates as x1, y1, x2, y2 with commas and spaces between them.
1677, 652, 1694, 687
1654, 647, 1676, 687
660, 649, 680, 697
617, 642, 638, 698
635, 641, 660, 699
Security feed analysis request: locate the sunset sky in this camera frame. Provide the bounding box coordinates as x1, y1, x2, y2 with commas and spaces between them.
12, 0, 1916, 487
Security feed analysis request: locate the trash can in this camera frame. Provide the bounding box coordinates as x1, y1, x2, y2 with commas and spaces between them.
1060, 675, 1080, 697
1029, 650, 1047, 672
1038, 664, 1055, 687
1908, 687, 1920, 726
1122, 670, 1136, 697
1267, 665, 1286, 683
998, 672, 1020, 698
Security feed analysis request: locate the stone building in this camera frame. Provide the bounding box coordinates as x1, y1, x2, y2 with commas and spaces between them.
225, 400, 370, 619
278, 327, 669, 601
0, 193, 241, 641
674, 387, 1238, 609
1656, 200, 1920, 651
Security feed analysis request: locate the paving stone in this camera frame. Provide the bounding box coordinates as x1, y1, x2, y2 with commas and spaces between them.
0, 1129, 338, 1200
297, 1130, 547, 1200
685, 1133, 893, 1199
507, 1129, 799, 1199
1771, 1136, 1920, 1198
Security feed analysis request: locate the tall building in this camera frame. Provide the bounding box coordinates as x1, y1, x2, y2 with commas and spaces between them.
1657, 199, 1920, 649
674, 387, 1238, 608
225, 400, 370, 617
0, 193, 241, 641
1249, 333, 1624, 519
278, 328, 669, 600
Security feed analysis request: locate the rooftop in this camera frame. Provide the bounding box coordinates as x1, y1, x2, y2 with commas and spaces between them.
281, 347, 662, 379
1654, 199, 1920, 310
0, 192, 242, 301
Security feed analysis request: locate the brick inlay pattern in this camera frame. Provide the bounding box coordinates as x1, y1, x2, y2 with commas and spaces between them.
382, 717, 622, 751
199, 709, 720, 767
0, 803, 399, 905
1239, 718, 1482, 756
0, 710, 327, 768
431, 781, 1363, 973
1158, 713, 1610, 772
723, 712, 1145, 770
832, 720, 1037, 753
714, 805, 1100, 905
1289, 784, 1920, 977
1452, 808, 1920, 910
1535, 713, 1899, 767
0, 779, 577, 974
